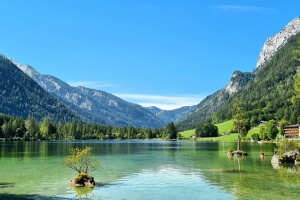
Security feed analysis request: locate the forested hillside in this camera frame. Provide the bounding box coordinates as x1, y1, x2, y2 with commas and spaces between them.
212, 33, 300, 125
0, 56, 81, 123
176, 71, 255, 131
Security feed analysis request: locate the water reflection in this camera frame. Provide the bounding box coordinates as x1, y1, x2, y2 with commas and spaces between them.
71, 187, 96, 199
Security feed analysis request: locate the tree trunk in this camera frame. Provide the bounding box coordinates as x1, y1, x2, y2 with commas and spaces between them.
237, 126, 241, 151
237, 134, 241, 151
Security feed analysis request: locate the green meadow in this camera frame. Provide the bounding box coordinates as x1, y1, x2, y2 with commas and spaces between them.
179, 120, 262, 141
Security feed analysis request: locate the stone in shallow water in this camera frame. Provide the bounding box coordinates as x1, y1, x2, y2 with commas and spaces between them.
70, 173, 95, 188
227, 150, 248, 157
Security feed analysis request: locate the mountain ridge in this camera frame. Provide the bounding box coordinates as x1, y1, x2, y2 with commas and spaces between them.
14, 61, 165, 128
146, 105, 196, 124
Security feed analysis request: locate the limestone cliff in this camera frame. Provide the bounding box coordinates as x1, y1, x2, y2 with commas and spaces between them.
256, 18, 300, 69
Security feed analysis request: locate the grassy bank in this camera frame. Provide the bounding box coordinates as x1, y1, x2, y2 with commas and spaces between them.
179, 120, 261, 142
179, 120, 234, 139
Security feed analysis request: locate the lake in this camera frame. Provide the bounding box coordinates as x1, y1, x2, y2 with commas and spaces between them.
0, 140, 300, 199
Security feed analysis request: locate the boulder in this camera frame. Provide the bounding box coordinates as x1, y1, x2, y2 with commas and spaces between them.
71, 173, 95, 188
271, 150, 299, 165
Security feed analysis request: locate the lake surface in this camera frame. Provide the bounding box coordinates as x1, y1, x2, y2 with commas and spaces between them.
0, 140, 300, 199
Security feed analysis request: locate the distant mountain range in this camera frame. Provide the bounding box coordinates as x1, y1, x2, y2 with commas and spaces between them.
13, 62, 166, 127
146, 105, 196, 125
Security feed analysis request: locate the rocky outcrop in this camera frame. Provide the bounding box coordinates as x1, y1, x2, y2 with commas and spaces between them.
256, 18, 300, 69
271, 150, 300, 166
224, 71, 255, 95
71, 173, 95, 188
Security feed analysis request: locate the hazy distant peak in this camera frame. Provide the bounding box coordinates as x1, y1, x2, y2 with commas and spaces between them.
256, 17, 300, 69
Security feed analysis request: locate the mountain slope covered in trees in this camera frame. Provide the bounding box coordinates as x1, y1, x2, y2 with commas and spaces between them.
0, 56, 81, 123
176, 71, 255, 131
212, 33, 300, 125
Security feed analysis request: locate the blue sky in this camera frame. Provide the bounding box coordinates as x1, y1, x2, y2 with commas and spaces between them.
0, 0, 299, 110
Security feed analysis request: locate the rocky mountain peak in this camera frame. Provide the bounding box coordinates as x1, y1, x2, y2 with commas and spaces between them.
224, 71, 255, 95
10, 59, 40, 77
256, 17, 300, 69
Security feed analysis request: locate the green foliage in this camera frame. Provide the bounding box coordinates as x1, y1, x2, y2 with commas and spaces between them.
231, 96, 250, 136
251, 133, 260, 141
277, 139, 300, 154
259, 120, 278, 140
196, 123, 219, 137
0, 114, 167, 140
163, 122, 177, 139
24, 116, 40, 140
293, 73, 300, 100
279, 120, 289, 136
64, 146, 102, 174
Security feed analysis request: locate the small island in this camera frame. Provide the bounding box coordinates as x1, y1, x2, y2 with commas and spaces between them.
64, 146, 102, 188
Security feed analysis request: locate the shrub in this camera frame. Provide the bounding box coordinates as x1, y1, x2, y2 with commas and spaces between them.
196, 124, 219, 137
277, 139, 299, 153
251, 133, 260, 141
64, 146, 102, 174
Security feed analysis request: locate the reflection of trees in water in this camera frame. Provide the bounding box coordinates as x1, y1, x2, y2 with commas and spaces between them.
72, 187, 101, 200
272, 162, 300, 182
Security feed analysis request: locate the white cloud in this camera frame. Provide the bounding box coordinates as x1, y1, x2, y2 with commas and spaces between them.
114, 94, 206, 110
67, 81, 119, 89
216, 5, 277, 13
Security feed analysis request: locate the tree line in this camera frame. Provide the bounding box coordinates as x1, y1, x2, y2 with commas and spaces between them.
0, 114, 178, 140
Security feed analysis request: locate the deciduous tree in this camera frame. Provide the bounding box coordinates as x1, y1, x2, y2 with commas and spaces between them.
64, 146, 102, 174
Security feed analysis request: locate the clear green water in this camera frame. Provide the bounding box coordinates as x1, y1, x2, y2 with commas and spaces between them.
0, 140, 300, 199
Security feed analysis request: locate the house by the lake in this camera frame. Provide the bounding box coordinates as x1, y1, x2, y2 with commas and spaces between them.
284, 124, 300, 139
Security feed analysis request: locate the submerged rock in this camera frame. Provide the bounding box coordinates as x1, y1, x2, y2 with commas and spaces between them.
227, 150, 248, 157
71, 173, 95, 188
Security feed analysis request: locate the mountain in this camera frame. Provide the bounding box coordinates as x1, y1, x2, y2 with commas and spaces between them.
176, 18, 300, 131
0, 55, 81, 122
256, 17, 300, 69
146, 105, 196, 125
214, 32, 300, 125
176, 71, 255, 130
14, 62, 164, 128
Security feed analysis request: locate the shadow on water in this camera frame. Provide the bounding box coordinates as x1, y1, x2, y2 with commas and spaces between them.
0, 194, 56, 200
205, 169, 247, 173
0, 182, 14, 188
